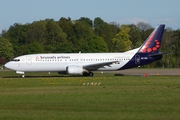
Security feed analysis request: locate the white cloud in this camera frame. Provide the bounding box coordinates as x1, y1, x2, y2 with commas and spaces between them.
118, 17, 148, 25
113, 17, 178, 29
153, 18, 177, 26
152, 18, 179, 29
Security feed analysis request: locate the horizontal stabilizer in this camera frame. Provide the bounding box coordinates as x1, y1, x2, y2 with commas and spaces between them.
149, 52, 171, 57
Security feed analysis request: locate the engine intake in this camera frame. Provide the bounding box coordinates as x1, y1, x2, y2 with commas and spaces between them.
66, 65, 83, 75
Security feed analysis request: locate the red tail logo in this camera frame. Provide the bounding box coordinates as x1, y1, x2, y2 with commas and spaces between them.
139, 24, 165, 53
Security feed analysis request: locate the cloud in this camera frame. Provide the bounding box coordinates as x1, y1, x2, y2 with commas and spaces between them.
113, 17, 178, 29
118, 17, 148, 25
153, 18, 177, 26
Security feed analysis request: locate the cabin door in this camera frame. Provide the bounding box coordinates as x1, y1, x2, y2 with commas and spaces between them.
26, 56, 32, 66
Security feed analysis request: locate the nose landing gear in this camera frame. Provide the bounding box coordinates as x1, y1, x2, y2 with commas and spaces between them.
16, 71, 25, 78
22, 74, 25, 78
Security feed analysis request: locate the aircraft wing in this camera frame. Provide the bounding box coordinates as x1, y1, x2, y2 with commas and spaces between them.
83, 61, 118, 71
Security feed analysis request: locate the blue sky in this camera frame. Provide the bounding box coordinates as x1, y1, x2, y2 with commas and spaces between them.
0, 0, 180, 32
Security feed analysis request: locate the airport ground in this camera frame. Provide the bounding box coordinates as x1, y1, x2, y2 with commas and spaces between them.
105, 68, 180, 76
1, 68, 180, 78
0, 69, 180, 120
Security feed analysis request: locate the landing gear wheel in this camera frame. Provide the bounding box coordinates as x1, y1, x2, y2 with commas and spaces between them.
83, 72, 89, 76
83, 72, 94, 77
89, 72, 94, 77
22, 74, 25, 78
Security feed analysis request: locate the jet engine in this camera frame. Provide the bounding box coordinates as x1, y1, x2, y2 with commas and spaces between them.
66, 65, 83, 75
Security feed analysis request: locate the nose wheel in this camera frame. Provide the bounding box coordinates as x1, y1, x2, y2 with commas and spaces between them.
16, 71, 25, 78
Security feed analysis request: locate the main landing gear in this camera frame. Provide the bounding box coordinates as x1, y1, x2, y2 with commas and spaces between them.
83, 71, 94, 77
16, 71, 25, 78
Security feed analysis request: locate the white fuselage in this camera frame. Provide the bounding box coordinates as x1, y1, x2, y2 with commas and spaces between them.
5, 48, 138, 73
4, 24, 165, 77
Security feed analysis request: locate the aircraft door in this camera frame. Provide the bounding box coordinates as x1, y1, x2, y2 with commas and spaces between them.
26, 56, 32, 66
135, 55, 140, 64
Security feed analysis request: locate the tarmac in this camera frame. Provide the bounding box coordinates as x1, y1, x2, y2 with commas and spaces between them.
102, 68, 180, 76
1, 68, 180, 76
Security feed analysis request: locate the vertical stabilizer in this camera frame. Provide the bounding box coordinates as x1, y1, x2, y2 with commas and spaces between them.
138, 24, 165, 54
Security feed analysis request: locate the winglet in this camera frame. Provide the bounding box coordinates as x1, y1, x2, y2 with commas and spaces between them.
138, 24, 165, 54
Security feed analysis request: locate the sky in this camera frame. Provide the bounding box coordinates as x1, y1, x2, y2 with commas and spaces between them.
0, 0, 180, 32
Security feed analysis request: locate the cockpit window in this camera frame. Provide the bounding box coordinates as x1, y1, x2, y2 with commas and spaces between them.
12, 59, 20, 62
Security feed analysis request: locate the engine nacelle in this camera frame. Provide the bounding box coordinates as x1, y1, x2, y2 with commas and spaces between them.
66, 66, 83, 75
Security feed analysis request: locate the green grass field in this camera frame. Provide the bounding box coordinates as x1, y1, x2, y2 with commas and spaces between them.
0, 71, 180, 120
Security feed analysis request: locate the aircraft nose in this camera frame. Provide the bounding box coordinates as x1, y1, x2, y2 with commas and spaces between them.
4, 62, 11, 69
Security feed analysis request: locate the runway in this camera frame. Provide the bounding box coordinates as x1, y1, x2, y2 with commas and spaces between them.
102, 68, 180, 76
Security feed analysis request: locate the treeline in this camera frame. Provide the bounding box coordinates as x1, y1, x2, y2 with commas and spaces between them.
0, 17, 180, 68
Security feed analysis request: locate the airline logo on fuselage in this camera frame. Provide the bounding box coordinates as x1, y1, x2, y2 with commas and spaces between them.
35, 55, 71, 61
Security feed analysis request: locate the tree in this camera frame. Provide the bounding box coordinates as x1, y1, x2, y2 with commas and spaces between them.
136, 22, 152, 32
26, 41, 44, 54
72, 20, 95, 52
2, 17, 180, 68
94, 17, 119, 51
55, 41, 73, 53
172, 29, 180, 67
128, 24, 143, 48
79, 17, 93, 27
88, 36, 109, 52
26, 21, 46, 45
78, 36, 109, 53
94, 17, 105, 31
112, 24, 132, 52
73, 20, 94, 39
58, 17, 74, 42
45, 20, 67, 52
2, 23, 28, 56
136, 22, 153, 41
0, 38, 13, 60
159, 28, 175, 68
0, 30, 7, 37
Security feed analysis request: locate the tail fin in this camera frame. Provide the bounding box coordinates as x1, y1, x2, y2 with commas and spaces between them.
138, 24, 165, 54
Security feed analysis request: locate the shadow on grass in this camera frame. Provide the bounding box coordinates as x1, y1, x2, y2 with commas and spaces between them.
114, 74, 124, 76
2, 75, 91, 78
1, 70, 125, 78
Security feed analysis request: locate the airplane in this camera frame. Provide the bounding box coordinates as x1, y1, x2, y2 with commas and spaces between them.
5, 24, 165, 77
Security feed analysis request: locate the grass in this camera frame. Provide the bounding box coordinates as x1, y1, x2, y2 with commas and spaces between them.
0, 71, 180, 120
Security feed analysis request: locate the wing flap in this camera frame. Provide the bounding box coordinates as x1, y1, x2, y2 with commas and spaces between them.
83, 61, 118, 71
